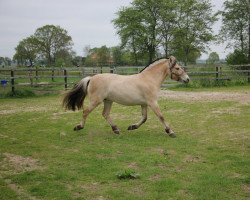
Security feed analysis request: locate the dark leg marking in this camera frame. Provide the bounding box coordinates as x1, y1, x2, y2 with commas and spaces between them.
112, 125, 120, 134
127, 125, 138, 130
74, 124, 83, 131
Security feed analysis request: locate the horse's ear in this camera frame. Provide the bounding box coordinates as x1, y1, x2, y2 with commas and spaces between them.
169, 56, 177, 69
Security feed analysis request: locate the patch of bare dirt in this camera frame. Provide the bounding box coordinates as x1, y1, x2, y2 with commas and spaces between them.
243, 184, 250, 193
183, 155, 201, 163
211, 107, 242, 115
5, 181, 40, 200
159, 90, 250, 104
0, 154, 43, 200
0, 105, 56, 115
127, 162, 139, 169
148, 174, 162, 181
1, 153, 43, 174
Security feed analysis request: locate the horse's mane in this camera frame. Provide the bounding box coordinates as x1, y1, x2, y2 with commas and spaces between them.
139, 57, 168, 73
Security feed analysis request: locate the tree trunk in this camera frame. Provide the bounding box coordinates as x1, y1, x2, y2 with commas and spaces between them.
240, 31, 244, 52
184, 48, 189, 66
132, 45, 138, 65
164, 40, 169, 58
248, 20, 250, 62
148, 45, 155, 64
29, 59, 33, 67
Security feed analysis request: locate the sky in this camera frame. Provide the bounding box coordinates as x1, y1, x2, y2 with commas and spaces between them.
0, 0, 231, 60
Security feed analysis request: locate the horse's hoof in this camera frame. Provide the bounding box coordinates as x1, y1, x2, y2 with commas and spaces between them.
165, 128, 176, 138
168, 132, 176, 138
112, 126, 120, 134
113, 130, 120, 134
74, 125, 83, 131
127, 125, 138, 130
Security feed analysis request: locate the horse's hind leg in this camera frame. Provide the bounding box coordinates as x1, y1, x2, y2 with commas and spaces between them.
128, 105, 147, 130
102, 100, 120, 134
149, 102, 176, 138
74, 99, 101, 131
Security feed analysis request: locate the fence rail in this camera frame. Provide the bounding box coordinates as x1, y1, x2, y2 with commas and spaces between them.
0, 64, 250, 93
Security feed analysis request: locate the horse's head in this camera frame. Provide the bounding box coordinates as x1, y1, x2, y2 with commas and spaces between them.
169, 56, 190, 83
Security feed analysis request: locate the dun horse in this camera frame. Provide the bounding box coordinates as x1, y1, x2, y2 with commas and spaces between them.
63, 56, 189, 137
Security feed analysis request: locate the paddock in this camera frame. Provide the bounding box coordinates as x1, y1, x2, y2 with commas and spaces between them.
0, 86, 249, 199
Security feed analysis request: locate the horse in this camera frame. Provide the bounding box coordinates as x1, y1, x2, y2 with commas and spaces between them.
62, 56, 189, 137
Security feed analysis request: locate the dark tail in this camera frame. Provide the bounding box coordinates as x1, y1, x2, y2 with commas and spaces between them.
62, 77, 90, 111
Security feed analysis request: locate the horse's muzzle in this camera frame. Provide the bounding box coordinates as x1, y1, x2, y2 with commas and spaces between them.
184, 77, 190, 83
181, 75, 190, 84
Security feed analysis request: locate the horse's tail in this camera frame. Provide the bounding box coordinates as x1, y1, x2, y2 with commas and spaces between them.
62, 76, 91, 111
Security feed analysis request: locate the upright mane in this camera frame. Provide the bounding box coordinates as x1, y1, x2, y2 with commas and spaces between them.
139, 58, 168, 73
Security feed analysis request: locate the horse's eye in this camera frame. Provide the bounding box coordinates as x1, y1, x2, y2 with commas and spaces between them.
176, 68, 180, 70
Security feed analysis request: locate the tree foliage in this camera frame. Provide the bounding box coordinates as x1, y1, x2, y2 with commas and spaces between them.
13, 36, 37, 66
113, 0, 217, 65
13, 25, 74, 67
226, 49, 248, 65
84, 46, 111, 66
34, 25, 73, 65
207, 52, 220, 64
0, 57, 12, 67
220, 0, 250, 62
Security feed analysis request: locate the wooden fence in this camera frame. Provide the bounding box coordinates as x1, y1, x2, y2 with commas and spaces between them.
0, 64, 250, 93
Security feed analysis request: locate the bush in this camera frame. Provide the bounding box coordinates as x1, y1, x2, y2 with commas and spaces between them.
4, 89, 36, 98
116, 169, 140, 180
226, 50, 248, 65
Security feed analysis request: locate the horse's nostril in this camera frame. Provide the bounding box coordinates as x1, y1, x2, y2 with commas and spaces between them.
186, 78, 190, 83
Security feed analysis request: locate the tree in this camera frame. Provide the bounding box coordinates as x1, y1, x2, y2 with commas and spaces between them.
113, 6, 146, 65
13, 36, 37, 66
157, 0, 177, 57
207, 52, 220, 64
72, 56, 84, 67
226, 49, 248, 65
113, 0, 217, 65
172, 0, 217, 65
219, 0, 250, 62
132, 0, 162, 63
54, 49, 75, 68
111, 46, 123, 65
0, 57, 12, 67
84, 46, 111, 66
33, 25, 73, 65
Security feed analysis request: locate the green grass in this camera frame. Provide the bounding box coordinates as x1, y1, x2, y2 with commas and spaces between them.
0, 89, 249, 199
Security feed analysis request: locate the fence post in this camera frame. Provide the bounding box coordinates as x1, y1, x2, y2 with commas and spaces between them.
52, 67, 54, 81
110, 67, 114, 73
215, 66, 219, 81
11, 69, 15, 93
248, 71, 250, 83
64, 69, 67, 90
35, 66, 38, 82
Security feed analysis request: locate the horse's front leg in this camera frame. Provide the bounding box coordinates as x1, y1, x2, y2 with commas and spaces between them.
149, 102, 176, 138
128, 105, 147, 130
102, 100, 120, 134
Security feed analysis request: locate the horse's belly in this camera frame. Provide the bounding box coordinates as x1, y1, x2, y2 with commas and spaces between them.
106, 90, 146, 106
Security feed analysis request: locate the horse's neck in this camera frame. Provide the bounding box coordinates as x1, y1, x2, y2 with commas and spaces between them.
142, 62, 169, 87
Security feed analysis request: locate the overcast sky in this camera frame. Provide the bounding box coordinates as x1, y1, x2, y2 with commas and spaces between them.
0, 0, 231, 60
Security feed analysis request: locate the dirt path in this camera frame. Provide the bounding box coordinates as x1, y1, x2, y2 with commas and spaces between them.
159, 90, 250, 104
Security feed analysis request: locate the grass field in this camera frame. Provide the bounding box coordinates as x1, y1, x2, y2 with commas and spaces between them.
0, 87, 249, 200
